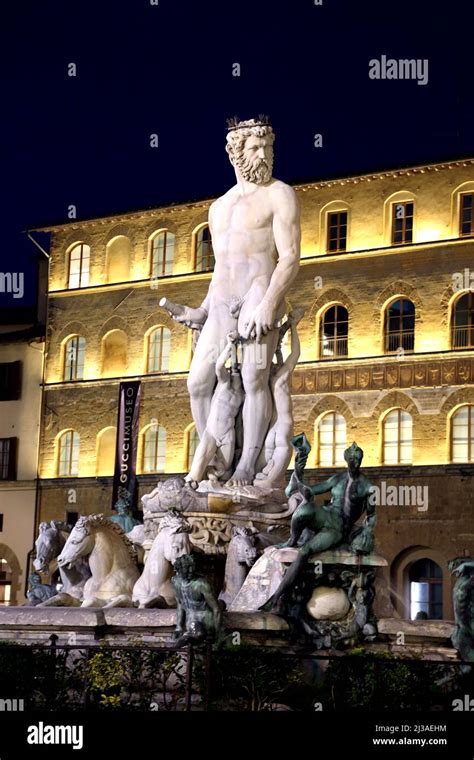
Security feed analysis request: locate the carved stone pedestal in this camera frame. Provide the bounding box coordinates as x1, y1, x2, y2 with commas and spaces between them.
230, 546, 387, 649
140, 477, 294, 558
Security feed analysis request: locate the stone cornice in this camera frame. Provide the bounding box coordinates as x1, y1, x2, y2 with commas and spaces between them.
42, 355, 474, 392
30, 158, 474, 233
294, 158, 474, 193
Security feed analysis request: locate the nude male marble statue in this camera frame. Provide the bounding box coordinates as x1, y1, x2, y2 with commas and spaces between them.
165, 117, 301, 489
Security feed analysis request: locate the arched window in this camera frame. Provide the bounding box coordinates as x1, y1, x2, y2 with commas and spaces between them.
147, 327, 171, 373
391, 200, 414, 245
106, 236, 131, 283
187, 426, 200, 470
409, 558, 443, 620
150, 230, 175, 277
451, 404, 474, 462
451, 293, 474, 349
384, 298, 415, 353
96, 427, 116, 476
58, 431, 80, 476
64, 336, 86, 381
0, 558, 12, 607
101, 330, 128, 377
68, 243, 90, 289
142, 425, 166, 473
326, 210, 348, 253
194, 225, 215, 272
459, 192, 474, 237
382, 409, 412, 464
317, 412, 346, 466
320, 305, 348, 359
320, 201, 350, 254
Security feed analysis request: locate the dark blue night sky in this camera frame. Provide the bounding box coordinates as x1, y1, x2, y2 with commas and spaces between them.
1, 0, 473, 308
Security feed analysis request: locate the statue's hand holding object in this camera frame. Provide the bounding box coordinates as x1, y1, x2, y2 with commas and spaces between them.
244, 299, 276, 341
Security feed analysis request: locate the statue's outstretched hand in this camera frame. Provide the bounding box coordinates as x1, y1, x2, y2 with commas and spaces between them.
175, 306, 208, 327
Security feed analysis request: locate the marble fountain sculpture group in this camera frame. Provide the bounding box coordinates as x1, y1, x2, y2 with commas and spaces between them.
26, 117, 414, 650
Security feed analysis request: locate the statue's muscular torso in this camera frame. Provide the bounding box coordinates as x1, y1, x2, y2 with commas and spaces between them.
209, 179, 289, 324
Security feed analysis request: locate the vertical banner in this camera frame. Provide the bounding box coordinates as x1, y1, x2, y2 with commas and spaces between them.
112, 380, 141, 508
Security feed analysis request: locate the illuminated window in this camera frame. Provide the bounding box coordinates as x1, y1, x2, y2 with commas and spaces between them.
68, 243, 90, 289
451, 405, 474, 463
0, 438, 17, 480
58, 431, 80, 477
0, 559, 12, 607
317, 412, 346, 466
391, 202, 414, 245
452, 293, 474, 349
106, 236, 131, 283
409, 559, 442, 620
64, 336, 86, 381
150, 230, 175, 277
194, 225, 215, 272
101, 330, 127, 377
384, 298, 415, 353
142, 425, 166, 473
327, 211, 347, 253
187, 426, 200, 470
320, 305, 348, 359
147, 327, 171, 373
459, 194, 474, 237
382, 409, 412, 464
96, 428, 116, 476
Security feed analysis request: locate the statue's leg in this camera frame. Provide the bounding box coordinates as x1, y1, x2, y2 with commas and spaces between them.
171, 631, 193, 649
187, 307, 236, 437
216, 431, 235, 476
259, 529, 339, 612
255, 379, 293, 486
259, 551, 307, 612
269, 405, 293, 475
229, 329, 279, 486
206, 449, 230, 481
81, 597, 105, 608
277, 502, 325, 548
37, 592, 80, 608
187, 431, 217, 483
277, 510, 305, 549
103, 594, 134, 608
187, 358, 217, 439
254, 442, 291, 489
171, 620, 206, 649
254, 425, 276, 479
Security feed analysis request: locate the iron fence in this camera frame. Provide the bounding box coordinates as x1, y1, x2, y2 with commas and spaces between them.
0, 637, 471, 712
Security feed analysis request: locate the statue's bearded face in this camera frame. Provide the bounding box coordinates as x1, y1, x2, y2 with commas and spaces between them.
229, 133, 273, 184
